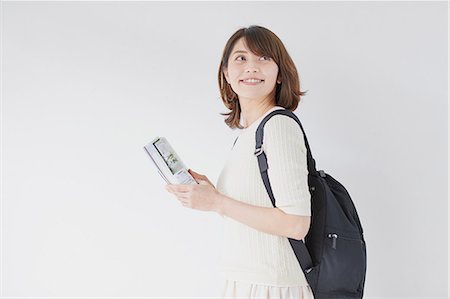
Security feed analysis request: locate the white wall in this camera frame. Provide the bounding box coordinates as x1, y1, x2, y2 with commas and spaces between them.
1, 1, 448, 298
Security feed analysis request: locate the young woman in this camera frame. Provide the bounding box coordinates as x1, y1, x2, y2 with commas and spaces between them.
165, 25, 313, 299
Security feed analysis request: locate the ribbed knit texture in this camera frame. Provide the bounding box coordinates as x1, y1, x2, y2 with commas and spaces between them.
216, 106, 311, 287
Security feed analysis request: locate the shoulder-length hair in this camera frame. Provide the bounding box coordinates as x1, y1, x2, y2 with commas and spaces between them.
218, 25, 308, 130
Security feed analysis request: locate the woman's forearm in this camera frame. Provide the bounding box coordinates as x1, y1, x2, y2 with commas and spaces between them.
215, 192, 304, 240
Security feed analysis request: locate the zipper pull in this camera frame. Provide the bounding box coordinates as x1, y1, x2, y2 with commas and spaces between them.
328, 233, 338, 249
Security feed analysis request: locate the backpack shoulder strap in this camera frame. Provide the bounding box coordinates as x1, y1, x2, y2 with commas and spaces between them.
254, 108, 316, 274
254, 109, 318, 207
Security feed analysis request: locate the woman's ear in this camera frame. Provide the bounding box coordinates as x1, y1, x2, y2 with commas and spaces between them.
276, 76, 282, 84
223, 69, 229, 84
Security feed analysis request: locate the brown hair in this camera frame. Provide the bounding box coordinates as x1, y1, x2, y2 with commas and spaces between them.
218, 25, 308, 130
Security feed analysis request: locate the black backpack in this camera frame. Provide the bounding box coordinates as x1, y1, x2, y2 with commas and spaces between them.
234, 108, 367, 298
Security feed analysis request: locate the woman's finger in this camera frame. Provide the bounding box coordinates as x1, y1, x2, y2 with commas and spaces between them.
189, 169, 206, 179
166, 184, 191, 193
172, 192, 190, 200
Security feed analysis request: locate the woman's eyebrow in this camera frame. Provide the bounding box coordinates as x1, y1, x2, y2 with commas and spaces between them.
232, 50, 248, 55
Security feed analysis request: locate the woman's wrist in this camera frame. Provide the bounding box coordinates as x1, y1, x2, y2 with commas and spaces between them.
214, 192, 227, 216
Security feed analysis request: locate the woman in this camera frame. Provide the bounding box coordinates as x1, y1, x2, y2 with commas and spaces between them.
165, 25, 313, 299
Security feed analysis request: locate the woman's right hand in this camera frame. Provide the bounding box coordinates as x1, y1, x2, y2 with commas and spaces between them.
165, 168, 221, 213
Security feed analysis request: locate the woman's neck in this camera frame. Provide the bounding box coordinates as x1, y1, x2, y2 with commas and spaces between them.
240, 101, 276, 129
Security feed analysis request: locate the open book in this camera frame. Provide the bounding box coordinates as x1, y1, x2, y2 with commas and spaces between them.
143, 136, 198, 185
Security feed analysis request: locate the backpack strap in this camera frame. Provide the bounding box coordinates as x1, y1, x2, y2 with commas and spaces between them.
255, 109, 318, 179
254, 108, 317, 274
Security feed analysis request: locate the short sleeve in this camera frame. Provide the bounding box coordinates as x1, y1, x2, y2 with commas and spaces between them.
263, 115, 311, 216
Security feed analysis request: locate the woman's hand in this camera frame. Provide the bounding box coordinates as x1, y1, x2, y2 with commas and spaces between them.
165, 169, 221, 213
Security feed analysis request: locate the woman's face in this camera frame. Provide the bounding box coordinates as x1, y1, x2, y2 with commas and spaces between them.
223, 37, 279, 103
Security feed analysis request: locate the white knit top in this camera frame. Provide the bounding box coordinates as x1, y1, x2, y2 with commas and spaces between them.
216, 106, 312, 287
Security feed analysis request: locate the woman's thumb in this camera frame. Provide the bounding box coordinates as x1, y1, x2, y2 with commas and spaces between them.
189, 169, 214, 187
188, 169, 204, 179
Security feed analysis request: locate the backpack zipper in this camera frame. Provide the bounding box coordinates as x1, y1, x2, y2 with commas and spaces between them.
328, 233, 338, 249
327, 233, 363, 249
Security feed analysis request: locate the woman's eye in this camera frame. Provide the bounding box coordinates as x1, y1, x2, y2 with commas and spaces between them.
235, 55, 271, 61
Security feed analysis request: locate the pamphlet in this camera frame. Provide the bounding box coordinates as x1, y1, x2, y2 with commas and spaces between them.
143, 136, 198, 185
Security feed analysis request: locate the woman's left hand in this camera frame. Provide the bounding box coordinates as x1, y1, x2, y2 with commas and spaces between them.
165, 169, 221, 213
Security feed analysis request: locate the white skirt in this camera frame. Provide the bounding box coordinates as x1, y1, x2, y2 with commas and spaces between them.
220, 279, 314, 299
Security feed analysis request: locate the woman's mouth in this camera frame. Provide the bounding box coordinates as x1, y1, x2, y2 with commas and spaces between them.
240, 79, 264, 85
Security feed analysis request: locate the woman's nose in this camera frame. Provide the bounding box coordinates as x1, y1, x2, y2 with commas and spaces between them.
244, 59, 261, 73
245, 70, 259, 74
245, 65, 260, 73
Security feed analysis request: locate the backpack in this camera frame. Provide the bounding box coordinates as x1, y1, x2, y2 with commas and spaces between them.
240, 108, 367, 299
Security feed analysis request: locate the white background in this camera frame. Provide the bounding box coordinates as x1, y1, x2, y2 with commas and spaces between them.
1, 1, 448, 298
